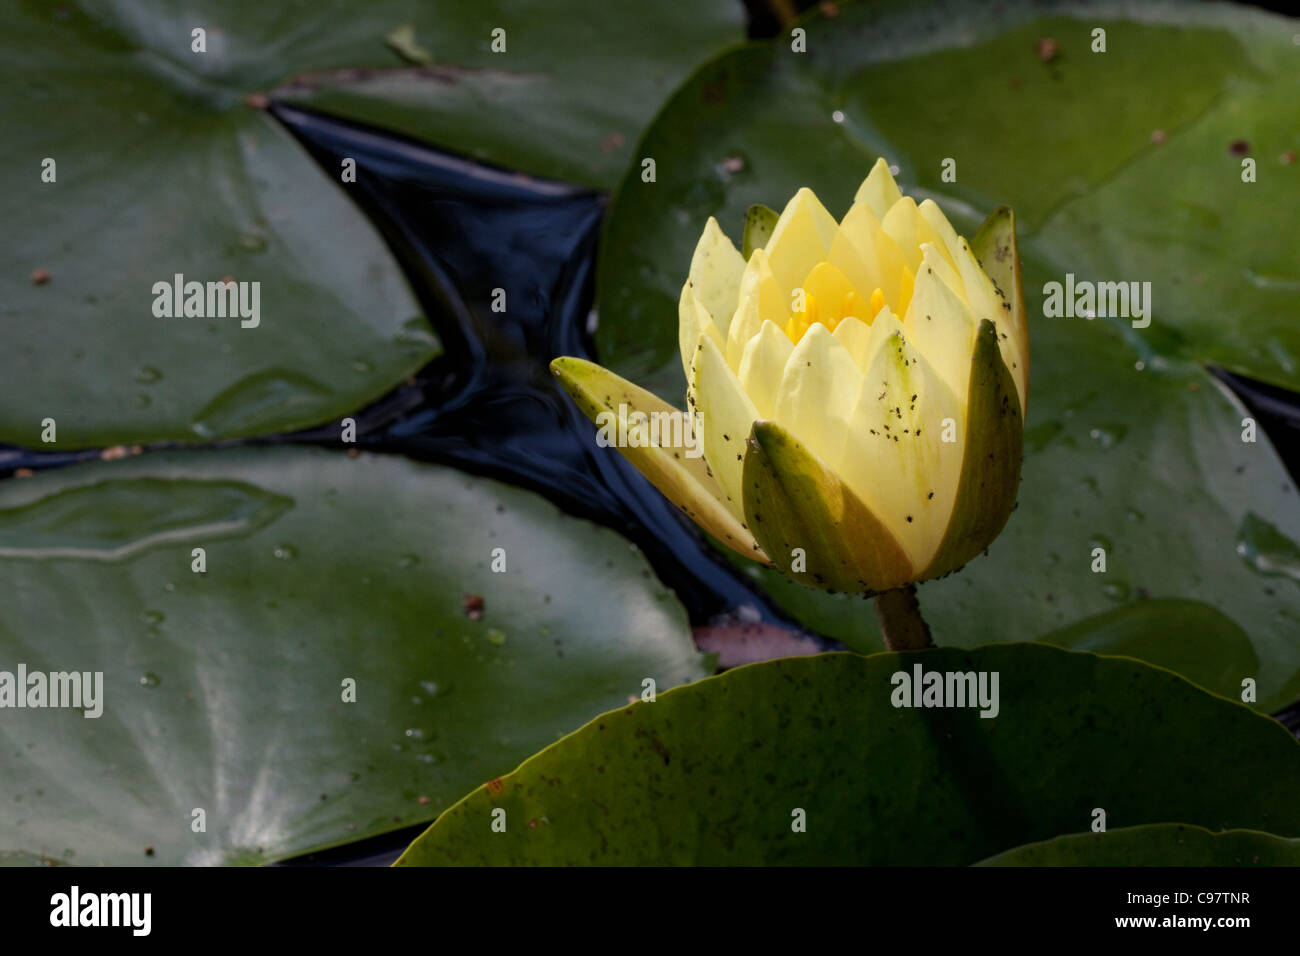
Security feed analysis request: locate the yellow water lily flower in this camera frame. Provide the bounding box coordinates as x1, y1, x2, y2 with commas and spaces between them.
552, 159, 1027, 605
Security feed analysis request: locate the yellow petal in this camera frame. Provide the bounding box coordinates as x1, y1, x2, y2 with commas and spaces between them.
840, 329, 965, 569
831, 315, 871, 369
916, 198, 965, 273
858, 304, 903, 373
772, 322, 863, 474
800, 260, 857, 331
897, 265, 915, 315
825, 226, 873, 296
678, 284, 725, 385
691, 333, 761, 522
726, 247, 786, 370
828, 201, 910, 309
738, 319, 794, 419
902, 244, 978, 401
854, 157, 903, 222
918, 320, 1023, 580
947, 230, 1025, 416
550, 356, 768, 564
688, 217, 746, 339
763, 187, 839, 294
914, 240, 966, 308
742, 420, 913, 592
880, 196, 951, 275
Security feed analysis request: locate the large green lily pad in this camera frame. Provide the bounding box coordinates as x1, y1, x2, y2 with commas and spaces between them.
594, 0, 1300, 710
0, 447, 707, 865
1036, 599, 1259, 702
397, 645, 1300, 865
272, 0, 745, 189
977, 824, 1300, 866
3, 1, 453, 448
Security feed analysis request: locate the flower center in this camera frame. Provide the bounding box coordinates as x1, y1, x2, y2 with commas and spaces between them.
784, 286, 892, 344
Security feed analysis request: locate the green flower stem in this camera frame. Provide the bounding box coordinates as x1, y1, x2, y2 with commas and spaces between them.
875, 585, 934, 652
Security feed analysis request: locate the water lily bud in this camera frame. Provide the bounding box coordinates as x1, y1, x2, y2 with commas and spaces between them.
553, 159, 1027, 594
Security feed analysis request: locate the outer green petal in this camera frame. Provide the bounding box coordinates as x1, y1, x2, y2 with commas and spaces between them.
918, 320, 1023, 580
551, 356, 769, 565
971, 205, 1030, 414
742, 420, 913, 593
742, 203, 779, 259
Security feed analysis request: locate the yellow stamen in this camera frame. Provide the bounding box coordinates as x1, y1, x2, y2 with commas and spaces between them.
786, 291, 817, 342
869, 287, 885, 317
841, 289, 860, 321
785, 291, 806, 343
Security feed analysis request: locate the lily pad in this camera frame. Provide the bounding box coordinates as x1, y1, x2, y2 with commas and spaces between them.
977, 824, 1300, 866
1038, 600, 1259, 703
2, 2, 460, 448
397, 645, 1300, 865
594, 1, 1300, 710
0, 447, 707, 865
271, 0, 745, 189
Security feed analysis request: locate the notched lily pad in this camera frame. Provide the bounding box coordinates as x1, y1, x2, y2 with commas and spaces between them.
397, 645, 1300, 865
0, 447, 708, 865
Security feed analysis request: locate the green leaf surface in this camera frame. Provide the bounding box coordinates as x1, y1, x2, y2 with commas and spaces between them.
977, 824, 1300, 866
397, 644, 1300, 865
595, 0, 1300, 710
0, 447, 707, 865
1038, 599, 1259, 703
271, 1, 746, 189
3, 1, 455, 447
